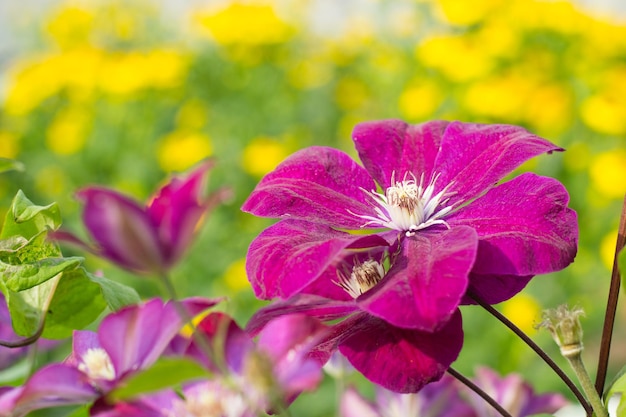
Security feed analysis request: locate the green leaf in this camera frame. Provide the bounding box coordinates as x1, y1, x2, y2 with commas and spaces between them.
109, 357, 210, 402
1, 191, 62, 240
0, 158, 24, 174
42, 268, 108, 339
617, 395, 626, 417
1, 256, 83, 292
85, 272, 141, 311
606, 364, 626, 402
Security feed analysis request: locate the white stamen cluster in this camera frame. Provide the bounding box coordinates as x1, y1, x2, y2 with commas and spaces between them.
175, 386, 250, 417
78, 348, 115, 381
336, 259, 385, 299
356, 172, 455, 237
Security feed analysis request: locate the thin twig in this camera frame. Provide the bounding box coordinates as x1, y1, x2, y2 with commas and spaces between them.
448, 367, 513, 417
468, 290, 592, 415
595, 194, 626, 399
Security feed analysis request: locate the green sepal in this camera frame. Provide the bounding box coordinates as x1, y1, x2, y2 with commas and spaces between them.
108, 357, 210, 402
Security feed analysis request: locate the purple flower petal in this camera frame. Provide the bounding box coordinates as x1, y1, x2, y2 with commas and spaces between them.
66, 330, 101, 366
147, 160, 213, 267
241, 147, 377, 228
76, 188, 164, 273
246, 219, 389, 299
433, 122, 563, 207
463, 273, 534, 305
449, 173, 578, 277
353, 119, 450, 188
339, 310, 463, 393
358, 227, 477, 331
340, 388, 381, 417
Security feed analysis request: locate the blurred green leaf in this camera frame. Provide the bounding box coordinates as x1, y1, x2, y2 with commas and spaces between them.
86, 271, 141, 311
1, 256, 82, 292
1, 191, 61, 240
0, 158, 24, 174
109, 357, 210, 402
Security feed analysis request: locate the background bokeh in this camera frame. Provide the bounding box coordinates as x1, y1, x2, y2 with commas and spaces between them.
0, 0, 625, 415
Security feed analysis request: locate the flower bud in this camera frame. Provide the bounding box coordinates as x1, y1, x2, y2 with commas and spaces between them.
536, 304, 585, 357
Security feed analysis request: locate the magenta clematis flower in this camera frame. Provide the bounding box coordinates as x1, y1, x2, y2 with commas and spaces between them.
465, 367, 568, 417
56, 160, 228, 274
91, 313, 329, 417
0, 297, 219, 417
242, 120, 577, 392
340, 375, 476, 417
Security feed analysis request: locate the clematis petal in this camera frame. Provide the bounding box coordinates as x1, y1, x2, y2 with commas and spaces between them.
448, 173, 578, 277
67, 330, 101, 366
353, 119, 449, 188
339, 310, 463, 393
434, 122, 563, 207
76, 188, 164, 273
99, 297, 219, 376
463, 273, 534, 305
1, 363, 98, 416
147, 159, 215, 267
246, 219, 389, 299
241, 146, 377, 228
246, 294, 358, 336
358, 226, 478, 331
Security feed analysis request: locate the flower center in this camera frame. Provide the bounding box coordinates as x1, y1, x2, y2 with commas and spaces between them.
78, 348, 115, 381
176, 383, 250, 417
356, 172, 455, 236
336, 259, 385, 298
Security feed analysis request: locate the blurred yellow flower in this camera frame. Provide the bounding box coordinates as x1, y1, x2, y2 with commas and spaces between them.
194, 2, 294, 45
242, 137, 289, 177
157, 131, 213, 172
463, 74, 534, 120
0, 132, 20, 159
45, 107, 91, 155
600, 229, 618, 271
434, 0, 503, 26
335, 77, 369, 110
417, 35, 494, 82
398, 81, 442, 121
45, 5, 95, 49
523, 84, 572, 134
144, 49, 189, 89
287, 60, 333, 90
589, 150, 626, 199
223, 258, 250, 292
4, 55, 63, 115
502, 293, 541, 335
580, 93, 626, 136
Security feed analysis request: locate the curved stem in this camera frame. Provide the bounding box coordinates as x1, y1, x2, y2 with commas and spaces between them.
595, 194, 626, 399
0, 318, 44, 348
468, 290, 592, 415
448, 367, 512, 417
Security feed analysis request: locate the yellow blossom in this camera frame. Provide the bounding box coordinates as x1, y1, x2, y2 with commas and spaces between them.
463, 74, 535, 120
45, 5, 95, 49
434, 0, 503, 26
600, 229, 618, 271
157, 131, 213, 172
580, 93, 626, 136
589, 150, 626, 199
4, 55, 63, 115
0, 132, 20, 159
223, 258, 249, 292
523, 84, 572, 135
46, 107, 91, 155
194, 3, 294, 45
144, 49, 189, 89
398, 81, 442, 121
502, 293, 541, 335
242, 137, 289, 177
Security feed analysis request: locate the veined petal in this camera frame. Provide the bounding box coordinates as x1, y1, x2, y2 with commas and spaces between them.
448, 173, 578, 277
339, 311, 463, 393
246, 220, 389, 299
434, 122, 563, 207
241, 147, 377, 229
76, 188, 164, 273
358, 227, 478, 331
462, 273, 534, 305
353, 119, 449, 188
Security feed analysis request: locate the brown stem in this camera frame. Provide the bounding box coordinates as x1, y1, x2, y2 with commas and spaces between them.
468, 290, 592, 415
448, 367, 513, 417
594, 194, 626, 400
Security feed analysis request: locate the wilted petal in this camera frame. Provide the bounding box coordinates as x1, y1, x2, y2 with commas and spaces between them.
449, 173, 578, 277
358, 227, 477, 331
353, 119, 449, 188
339, 311, 463, 393
76, 188, 164, 273
99, 298, 218, 376
246, 219, 389, 299
241, 147, 377, 228
147, 160, 214, 267
434, 122, 563, 207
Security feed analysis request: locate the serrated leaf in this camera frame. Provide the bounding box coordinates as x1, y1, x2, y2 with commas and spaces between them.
1, 191, 62, 240
0, 158, 24, 174
1, 257, 83, 292
42, 268, 108, 339
109, 357, 210, 402
85, 272, 141, 311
